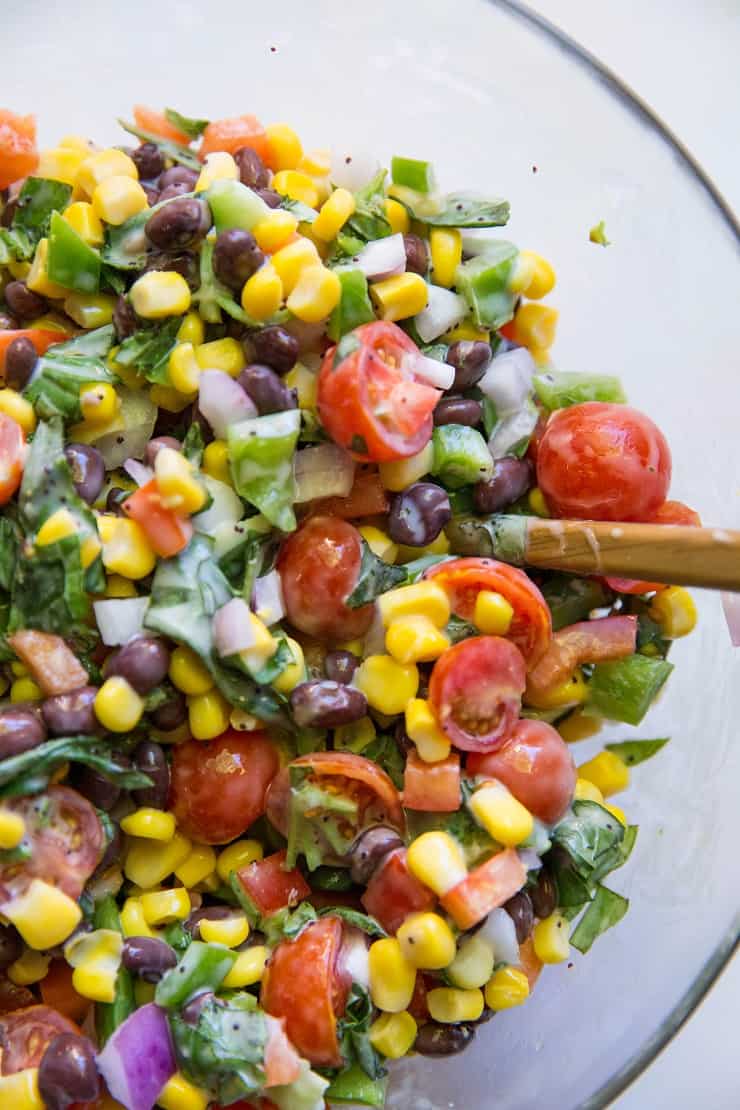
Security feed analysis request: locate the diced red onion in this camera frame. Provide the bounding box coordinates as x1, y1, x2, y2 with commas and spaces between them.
722, 592, 740, 646
330, 150, 381, 192
479, 906, 520, 966
123, 458, 153, 487
488, 405, 539, 460
354, 233, 406, 282
478, 348, 536, 414
517, 847, 543, 872
93, 597, 149, 646
401, 351, 455, 391
213, 597, 255, 657
415, 285, 467, 343
198, 369, 257, 439
96, 1003, 176, 1110
338, 927, 370, 990
252, 570, 285, 626
293, 444, 355, 504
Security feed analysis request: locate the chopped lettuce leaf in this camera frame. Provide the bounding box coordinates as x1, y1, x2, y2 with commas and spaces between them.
170, 992, 266, 1104
164, 107, 210, 140
118, 117, 201, 171
345, 540, 405, 608
114, 317, 181, 386
570, 884, 629, 953
604, 737, 669, 766
12, 177, 72, 246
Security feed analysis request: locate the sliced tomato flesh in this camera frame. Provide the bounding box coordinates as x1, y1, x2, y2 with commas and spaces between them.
403, 751, 461, 813
440, 848, 526, 931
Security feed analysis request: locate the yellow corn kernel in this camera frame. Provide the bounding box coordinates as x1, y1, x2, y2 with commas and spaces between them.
148, 384, 193, 413
407, 831, 467, 896
447, 934, 495, 990
241, 264, 283, 320
169, 645, 215, 695
216, 839, 264, 882
525, 669, 587, 710
507, 250, 537, 296
519, 250, 556, 300
298, 148, 331, 177
284, 362, 317, 409
265, 124, 303, 171
8, 949, 51, 986
334, 716, 377, 753
287, 264, 341, 323
199, 913, 250, 947
168, 342, 201, 395
648, 586, 697, 639
272, 170, 319, 210
442, 321, 491, 343
378, 441, 435, 493
76, 149, 138, 197
92, 175, 148, 225
386, 614, 449, 665
485, 966, 531, 1010
397, 912, 456, 970
222, 945, 269, 989
378, 581, 451, 628
530, 346, 552, 368
130, 270, 191, 319
121, 808, 176, 842
404, 698, 451, 763
469, 781, 534, 847
574, 777, 604, 804
10, 677, 42, 703
10, 661, 27, 677
175, 844, 217, 888
195, 337, 246, 377
140, 887, 191, 926
312, 188, 356, 242
7, 259, 30, 279
97, 515, 157, 579
120, 897, 157, 938
195, 151, 238, 192
473, 590, 514, 636
0, 389, 36, 435
370, 272, 428, 322
188, 689, 231, 741
509, 303, 558, 351
26, 238, 67, 298
253, 210, 299, 253
385, 197, 410, 235
271, 636, 306, 695
430, 228, 462, 289
270, 238, 320, 295
65, 928, 123, 1003
155, 447, 207, 514
578, 750, 630, 798
0, 808, 24, 850
124, 832, 192, 889
2, 879, 82, 949
59, 134, 91, 154
354, 654, 419, 715
80, 381, 119, 425
557, 709, 602, 744
605, 802, 627, 826
202, 440, 231, 484
369, 1011, 417, 1059
368, 937, 417, 1013
528, 487, 549, 517
37, 145, 86, 185
533, 912, 570, 964
95, 676, 144, 732
358, 525, 398, 564
0, 1068, 44, 1109
157, 1073, 210, 1110
64, 291, 117, 329
427, 987, 484, 1024
177, 311, 206, 346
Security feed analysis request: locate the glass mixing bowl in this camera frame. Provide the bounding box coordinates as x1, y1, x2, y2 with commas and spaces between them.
6, 0, 738, 1105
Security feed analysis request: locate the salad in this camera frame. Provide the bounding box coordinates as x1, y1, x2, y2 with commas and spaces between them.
0, 105, 700, 1110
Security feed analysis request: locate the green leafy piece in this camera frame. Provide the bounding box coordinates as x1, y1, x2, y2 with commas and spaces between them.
398, 553, 453, 584
445, 614, 478, 644
337, 983, 384, 1080
391, 156, 436, 194
12, 177, 72, 245
114, 317, 181, 386
52, 325, 116, 360
165, 107, 210, 140
193, 234, 266, 327
534, 370, 626, 410
156, 941, 237, 1009
587, 655, 674, 726
589, 220, 611, 246
169, 991, 266, 1105
118, 118, 201, 170
455, 241, 518, 329
100, 263, 126, 294
17, 418, 99, 534
424, 193, 510, 228
540, 574, 612, 631
228, 410, 301, 532
549, 800, 636, 927
101, 207, 152, 271
47, 211, 101, 293
570, 884, 629, 953
326, 1063, 387, 1107
93, 896, 135, 1044
635, 609, 670, 657
318, 906, 387, 939
0, 226, 33, 263
605, 738, 669, 766
261, 901, 319, 946
0, 735, 151, 799
181, 421, 204, 466
361, 734, 405, 791
346, 540, 406, 608
280, 196, 318, 224
346, 170, 392, 242
327, 269, 375, 342
162, 921, 191, 955
0, 518, 20, 593
432, 424, 493, 489
24, 346, 114, 422
311, 866, 356, 892
286, 765, 359, 870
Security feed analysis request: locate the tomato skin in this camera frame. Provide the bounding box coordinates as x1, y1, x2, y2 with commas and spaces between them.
317, 321, 440, 462
169, 730, 279, 844
278, 515, 374, 644
425, 558, 552, 668
440, 848, 526, 931
0, 110, 38, 190
0, 413, 25, 506
133, 105, 191, 145
403, 751, 461, 813
236, 850, 311, 917
261, 916, 349, 1068
0, 1005, 78, 1075
526, 614, 637, 697
199, 115, 269, 161
428, 636, 526, 753
0, 328, 68, 374
536, 402, 671, 521
122, 480, 193, 558
468, 719, 577, 825
651, 499, 701, 527
361, 848, 436, 934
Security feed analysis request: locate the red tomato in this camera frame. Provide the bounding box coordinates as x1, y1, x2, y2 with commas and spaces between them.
0, 413, 25, 506
604, 577, 665, 596
428, 636, 526, 753
264, 1016, 302, 1088
0, 328, 68, 374
0, 1005, 78, 1075
425, 557, 552, 667
526, 614, 637, 698
403, 751, 461, 813
122, 480, 193, 558
133, 105, 191, 145
440, 848, 526, 931
307, 469, 389, 520
199, 115, 269, 161
317, 321, 440, 462
261, 916, 350, 1068
651, 499, 702, 527
39, 960, 90, 1024
361, 848, 436, 934
170, 730, 279, 844
7, 630, 88, 697
0, 787, 103, 903
236, 850, 310, 917
518, 936, 543, 991
0, 110, 38, 190
536, 402, 671, 521
468, 719, 577, 825
278, 515, 374, 644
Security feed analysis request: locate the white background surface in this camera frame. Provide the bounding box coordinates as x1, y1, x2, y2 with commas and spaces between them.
533, 8, 739, 1108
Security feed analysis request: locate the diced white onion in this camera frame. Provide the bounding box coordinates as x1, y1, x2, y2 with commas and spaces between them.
93, 598, 149, 646
478, 348, 536, 415
193, 475, 243, 536
402, 352, 455, 391
293, 444, 355, 504
330, 150, 381, 192
517, 847, 543, 873
213, 597, 255, 658
354, 233, 406, 282
488, 405, 539, 460
479, 907, 520, 966
414, 286, 467, 343
198, 370, 256, 439
339, 928, 371, 990
252, 570, 285, 627
122, 458, 153, 487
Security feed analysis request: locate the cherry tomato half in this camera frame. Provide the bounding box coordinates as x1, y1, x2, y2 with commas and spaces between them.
0, 413, 26, 507
236, 850, 310, 917
0, 110, 38, 190
361, 848, 436, 935
425, 557, 552, 668
278, 515, 374, 644
651, 499, 702, 527
199, 114, 269, 162
536, 402, 671, 521
0, 1004, 78, 1075
317, 321, 440, 462
169, 730, 279, 844
467, 718, 577, 825
428, 636, 526, 753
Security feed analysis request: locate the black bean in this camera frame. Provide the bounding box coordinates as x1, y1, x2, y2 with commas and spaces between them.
104, 637, 170, 695
132, 740, 170, 809
159, 165, 198, 191
0, 707, 47, 759
504, 890, 535, 944
213, 229, 264, 291
185, 906, 233, 938
414, 1022, 476, 1056
0, 197, 18, 228
105, 486, 129, 515
0, 923, 21, 969
250, 325, 298, 373
144, 435, 182, 466
4, 280, 47, 321
97, 824, 123, 873
122, 935, 177, 981
140, 181, 160, 206
324, 650, 359, 685
113, 294, 138, 340
530, 867, 557, 919
4, 335, 38, 391
39, 1034, 100, 1110
74, 766, 122, 812
238, 363, 296, 414
388, 482, 452, 547
42, 686, 99, 737
64, 444, 105, 504
403, 234, 428, 276
146, 197, 211, 252
289, 681, 367, 729
181, 989, 216, 1024
150, 689, 187, 731
446, 340, 492, 390
0, 310, 18, 330
433, 396, 482, 427
255, 187, 282, 209
157, 182, 191, 202
393, 719, 414, 757
131, 142, 165, 180
349, 827, 403, 885
234, 146, 270, 190
473, 456, 533, 514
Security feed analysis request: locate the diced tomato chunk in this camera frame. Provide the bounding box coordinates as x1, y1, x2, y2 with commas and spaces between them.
361, 847, 436, 934
403, 751, 461, 813
199, 115, 269, 161
236, 850, 311, 917
133, 105, 191, 145
0, 110, 38, 189
122, 480, 193, 558
0, 328, 68, 374
526, 614, 637, 698
440, 848, 526, 930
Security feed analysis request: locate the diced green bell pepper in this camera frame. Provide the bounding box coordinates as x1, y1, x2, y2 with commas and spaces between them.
431, 424, 493, 489
326, 1064, 387, 1107
534, 370, 626, 410
47, 211, 101, 293
586, 654, 674, 725
391, 156, 436, 194
155, 941, 237, 1008
327, 268, 375, 341
455, 241, 518, 329
228, 410, 301, 532
93, 896, 135, 1044
207, 179, 270, 232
